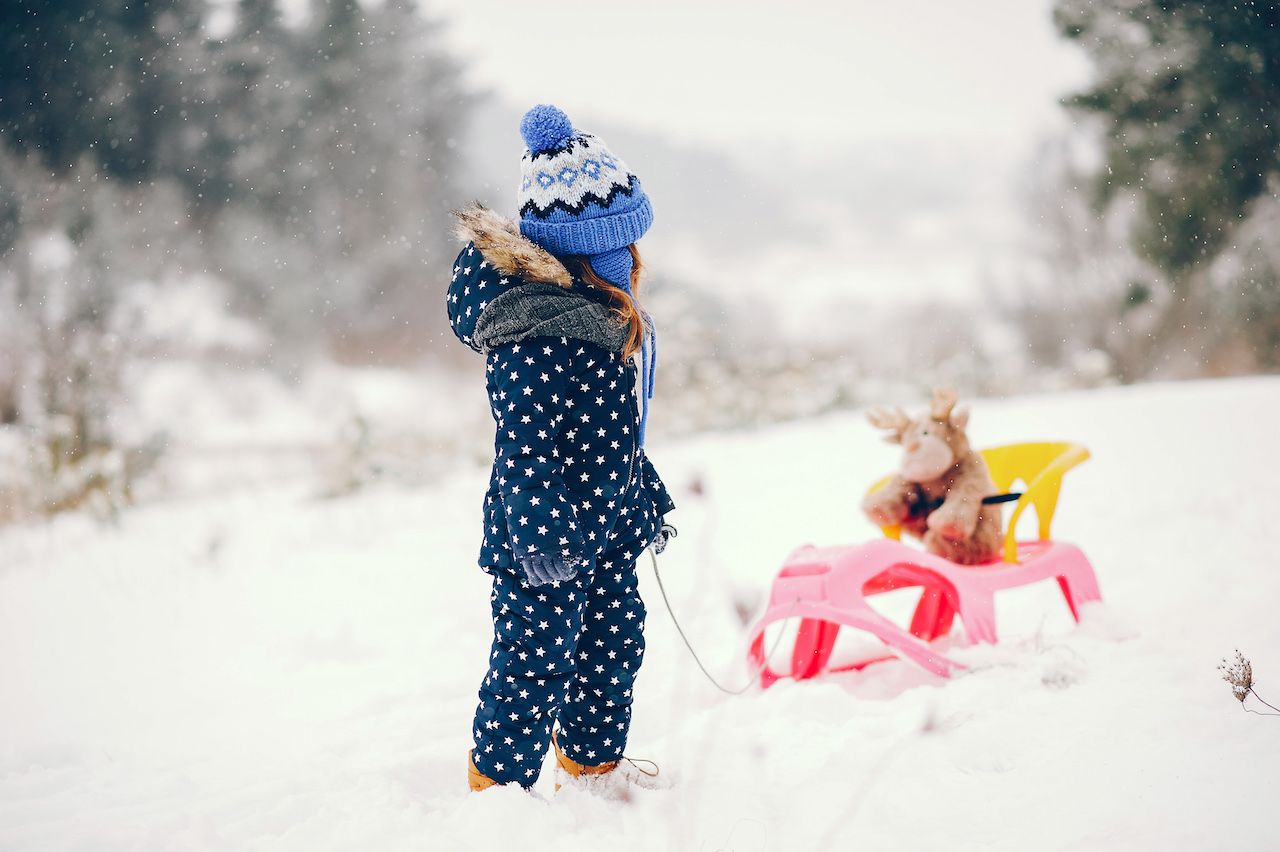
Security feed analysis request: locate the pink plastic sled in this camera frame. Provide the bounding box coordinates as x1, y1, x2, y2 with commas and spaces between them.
747, 442, 1102, 687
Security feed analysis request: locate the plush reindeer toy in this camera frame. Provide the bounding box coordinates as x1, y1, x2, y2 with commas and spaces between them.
860, 388, 1003, 565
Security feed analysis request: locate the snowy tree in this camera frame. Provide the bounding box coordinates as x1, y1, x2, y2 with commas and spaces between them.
0, 0, 472, 516
1055, 0, 1280, 374
282, 0, 467, 357
0, 0, 205, 179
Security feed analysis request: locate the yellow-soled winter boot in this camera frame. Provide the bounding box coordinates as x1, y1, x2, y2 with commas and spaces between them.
553, 732, 620, 788
552, 732, 663, 797
468, 750, 498, 792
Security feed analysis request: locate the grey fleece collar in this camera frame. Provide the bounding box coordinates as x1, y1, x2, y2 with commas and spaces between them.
472, 282, 631, 354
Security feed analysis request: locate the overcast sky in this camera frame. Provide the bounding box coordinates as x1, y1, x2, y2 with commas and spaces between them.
430, 0, 1089, 163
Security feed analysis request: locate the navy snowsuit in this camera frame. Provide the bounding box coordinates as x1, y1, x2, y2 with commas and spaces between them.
447, 240, 675, 785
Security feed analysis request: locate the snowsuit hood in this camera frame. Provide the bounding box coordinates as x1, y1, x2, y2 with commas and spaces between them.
446, 205, 629, 355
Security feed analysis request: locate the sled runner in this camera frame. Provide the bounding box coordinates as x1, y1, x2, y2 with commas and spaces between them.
746, 442, 1101, 687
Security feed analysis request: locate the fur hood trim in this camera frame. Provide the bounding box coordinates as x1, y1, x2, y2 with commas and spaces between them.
452, 204, 573, 288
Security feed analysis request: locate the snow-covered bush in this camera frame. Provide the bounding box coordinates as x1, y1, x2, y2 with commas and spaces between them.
0, 158, 170, 521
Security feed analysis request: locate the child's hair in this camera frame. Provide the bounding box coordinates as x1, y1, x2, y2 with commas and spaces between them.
569, 245, 645, 359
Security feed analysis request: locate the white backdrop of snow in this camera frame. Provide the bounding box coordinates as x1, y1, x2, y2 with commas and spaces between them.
1, 378, 1276, 851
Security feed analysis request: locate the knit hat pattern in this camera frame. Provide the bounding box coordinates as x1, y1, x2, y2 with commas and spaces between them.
517, 104, 653, 261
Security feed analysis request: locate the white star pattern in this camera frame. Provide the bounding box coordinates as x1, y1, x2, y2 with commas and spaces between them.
472, 537, 648, 786
474, 334, 671, 572
447, 240, 676, 787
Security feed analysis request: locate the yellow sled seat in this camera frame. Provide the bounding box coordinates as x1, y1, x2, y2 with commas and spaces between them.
975, 441, 1091, 564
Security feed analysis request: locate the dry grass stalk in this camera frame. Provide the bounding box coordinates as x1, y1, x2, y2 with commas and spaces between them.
1219, 650, 1280, 717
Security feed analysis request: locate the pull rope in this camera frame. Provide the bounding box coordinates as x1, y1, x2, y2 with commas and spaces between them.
623, 756, 660, 778
647, 547, 798, 696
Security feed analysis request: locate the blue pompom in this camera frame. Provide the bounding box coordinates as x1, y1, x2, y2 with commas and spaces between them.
520, 104, 574, 154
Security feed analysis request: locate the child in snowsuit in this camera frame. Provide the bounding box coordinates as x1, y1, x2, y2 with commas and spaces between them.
446, 105, 676, 791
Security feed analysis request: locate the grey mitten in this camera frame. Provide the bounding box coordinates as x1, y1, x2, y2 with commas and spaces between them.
519, 554, 578, 587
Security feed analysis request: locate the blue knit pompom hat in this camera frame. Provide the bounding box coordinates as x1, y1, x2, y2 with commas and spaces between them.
517, 104, 653, 289
517, 104, 657, 443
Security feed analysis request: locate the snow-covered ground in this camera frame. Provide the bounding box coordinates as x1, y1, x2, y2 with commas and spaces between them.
2, 378, 1276, 851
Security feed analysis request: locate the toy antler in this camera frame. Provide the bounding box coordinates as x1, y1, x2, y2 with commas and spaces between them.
930, 387, 958, 421
867, 406, 911, 444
